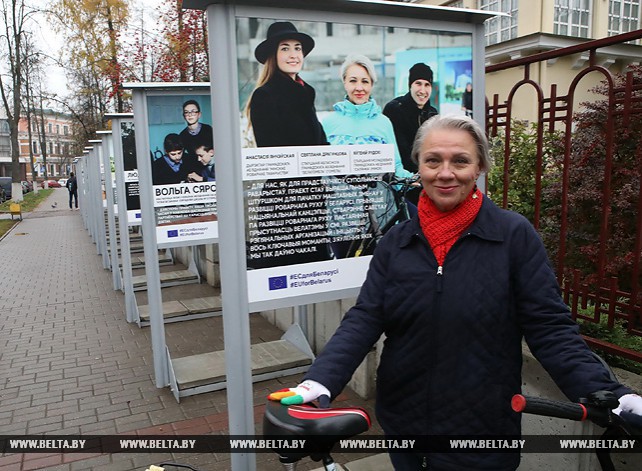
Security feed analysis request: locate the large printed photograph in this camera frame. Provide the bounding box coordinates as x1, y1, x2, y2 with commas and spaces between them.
236, 17, 472, 303
146, 93, 218, 245
120, 121, 142, 225
237, 18, 472, 258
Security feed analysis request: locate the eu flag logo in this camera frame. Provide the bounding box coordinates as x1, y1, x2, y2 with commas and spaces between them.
268, 276, 288, 290
167, 230, 179, 238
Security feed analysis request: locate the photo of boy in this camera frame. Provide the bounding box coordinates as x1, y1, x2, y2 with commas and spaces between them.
152, 133, 198, 185
187, 144, 216, 182
180, 99, 214, 160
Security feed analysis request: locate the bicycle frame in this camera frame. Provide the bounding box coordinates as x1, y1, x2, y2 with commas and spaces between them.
344, 175, 417, 257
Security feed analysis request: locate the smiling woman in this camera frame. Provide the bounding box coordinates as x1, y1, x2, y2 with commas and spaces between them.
415, 126, 481, 212
245, 21, 326, 147
243, 21, 332, 268
321, 54, 412, 180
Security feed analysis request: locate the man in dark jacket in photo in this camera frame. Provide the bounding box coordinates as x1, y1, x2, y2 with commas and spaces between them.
383, 62, 438, 175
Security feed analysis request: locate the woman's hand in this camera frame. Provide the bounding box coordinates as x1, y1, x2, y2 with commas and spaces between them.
268, 380, 330, 407
613, 393, 642, 415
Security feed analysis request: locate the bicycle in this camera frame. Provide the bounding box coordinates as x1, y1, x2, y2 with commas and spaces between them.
512, 391, 642, 471
263, 399, 372, 470
145, 400, 371, 471
336, 174, 419, 258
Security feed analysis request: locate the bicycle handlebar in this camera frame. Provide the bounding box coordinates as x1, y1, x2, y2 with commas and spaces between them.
382, 173, 420, 187
512, 393, 642, 433
512, 394, 591, 421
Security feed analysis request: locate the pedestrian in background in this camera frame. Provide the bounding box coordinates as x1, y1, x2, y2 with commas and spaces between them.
66, 172, 78, 210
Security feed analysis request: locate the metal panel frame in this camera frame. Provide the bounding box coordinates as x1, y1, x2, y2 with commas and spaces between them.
106, 114, 138, 323
190, 3, 491, 469
97, 130, 122, 291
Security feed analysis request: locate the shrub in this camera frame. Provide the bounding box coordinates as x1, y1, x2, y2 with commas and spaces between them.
575, 307, 642, 375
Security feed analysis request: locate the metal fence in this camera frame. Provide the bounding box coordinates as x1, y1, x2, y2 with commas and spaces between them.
485, 30, 642, 362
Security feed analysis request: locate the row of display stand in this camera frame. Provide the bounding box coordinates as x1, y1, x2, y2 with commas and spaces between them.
72, 4, 490, 468
76, 112, 314, 403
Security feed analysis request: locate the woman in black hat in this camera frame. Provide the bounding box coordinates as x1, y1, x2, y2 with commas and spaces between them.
245, 21, 327, 147
245, 22, 330, 268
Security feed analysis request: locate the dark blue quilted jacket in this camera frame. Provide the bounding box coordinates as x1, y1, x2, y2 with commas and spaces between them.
305, 196, 631, 470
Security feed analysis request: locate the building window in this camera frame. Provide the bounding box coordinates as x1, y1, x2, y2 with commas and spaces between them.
554, 0, 592, 38
32, 141, 38, 153
48, 123, 52, 133
609, 0, 640, 36
480, 0, 519, 46
49, 142, 53, 154
63, 125, 68, 135
448, 1, 465, 7
56, 124, 60, 134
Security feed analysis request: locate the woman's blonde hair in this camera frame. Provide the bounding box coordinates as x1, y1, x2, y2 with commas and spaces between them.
340, 54, 377, 84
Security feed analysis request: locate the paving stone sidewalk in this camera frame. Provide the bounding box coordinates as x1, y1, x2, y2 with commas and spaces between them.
0, 189, 382, 471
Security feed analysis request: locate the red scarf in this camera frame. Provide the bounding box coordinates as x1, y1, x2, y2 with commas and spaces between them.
418, 188, 483, 266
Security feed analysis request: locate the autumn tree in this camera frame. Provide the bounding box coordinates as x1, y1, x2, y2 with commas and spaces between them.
50, 0, 130, 123
22, 32, 48, 186
118, 4, 161, 83
152, 0, 208, 82
0, 0, 34, 201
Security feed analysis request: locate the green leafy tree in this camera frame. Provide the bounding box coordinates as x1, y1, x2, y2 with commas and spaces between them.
487, 120, 564, 225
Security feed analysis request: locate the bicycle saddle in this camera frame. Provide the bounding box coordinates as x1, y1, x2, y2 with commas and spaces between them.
263, 401, 371, 437
263, 401, 371, 463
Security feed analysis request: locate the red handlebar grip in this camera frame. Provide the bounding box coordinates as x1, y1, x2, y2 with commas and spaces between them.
511, 394, 527, 412
511, 394, 588, 421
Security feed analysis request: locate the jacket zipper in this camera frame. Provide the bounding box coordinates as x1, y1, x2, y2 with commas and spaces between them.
418, 230, 472, 457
